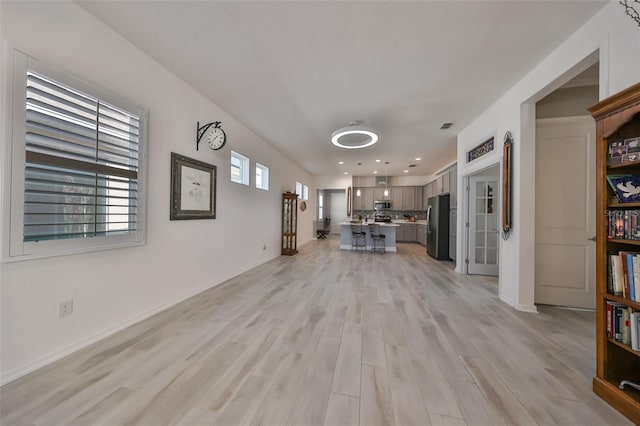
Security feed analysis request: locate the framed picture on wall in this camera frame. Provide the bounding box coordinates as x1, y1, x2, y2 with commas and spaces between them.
170, 152, 216, 220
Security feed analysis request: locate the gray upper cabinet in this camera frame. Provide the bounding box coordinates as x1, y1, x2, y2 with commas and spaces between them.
374, 187, 390, 201
424, 164, 457, 206
353, 187, 374, 211
398, 186, 422, 211
449, 167, 457, 207
391, 187, 403, 208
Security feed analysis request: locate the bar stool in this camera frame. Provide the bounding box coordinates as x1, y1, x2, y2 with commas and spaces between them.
368, 223, 386, 254
350, 223, 366, 251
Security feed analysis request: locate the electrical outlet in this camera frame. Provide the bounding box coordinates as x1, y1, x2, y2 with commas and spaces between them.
58, 299, 73, 318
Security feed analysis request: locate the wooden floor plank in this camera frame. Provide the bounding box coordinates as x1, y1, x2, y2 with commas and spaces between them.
360, 365, 395, 426
0, 238, 633, 426
324, 392, 360, 426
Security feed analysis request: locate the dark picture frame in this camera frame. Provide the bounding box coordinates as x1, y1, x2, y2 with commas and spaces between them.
502, 131, 513, 239
170, 152, 216, 220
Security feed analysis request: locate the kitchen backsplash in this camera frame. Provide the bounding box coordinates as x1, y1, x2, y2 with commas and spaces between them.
353, 210, 427, 221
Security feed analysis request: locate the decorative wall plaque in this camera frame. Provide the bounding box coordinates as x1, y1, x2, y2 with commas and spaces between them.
467, 137, 495, 163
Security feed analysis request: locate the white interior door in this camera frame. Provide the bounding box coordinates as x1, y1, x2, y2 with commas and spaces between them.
468, 174, 499, 275
535, 116, 595, 309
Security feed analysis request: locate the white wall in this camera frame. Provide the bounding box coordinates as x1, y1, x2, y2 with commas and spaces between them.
315, 174, 353, 191
456, 1, 640, 312
536, 85, 599, 119
0, 2, 314, 383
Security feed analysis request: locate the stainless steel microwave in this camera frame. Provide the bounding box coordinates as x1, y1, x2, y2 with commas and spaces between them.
374, 200, 392, 210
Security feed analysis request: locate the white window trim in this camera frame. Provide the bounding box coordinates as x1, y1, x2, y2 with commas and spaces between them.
3, 50, 148, 262
231, 150, 250, 186
255, 162, 269, 191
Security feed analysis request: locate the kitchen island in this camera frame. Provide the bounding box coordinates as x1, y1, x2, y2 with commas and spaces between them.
339, 222, 399, 252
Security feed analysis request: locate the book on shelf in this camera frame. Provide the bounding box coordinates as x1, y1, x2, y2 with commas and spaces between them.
623, 308, 632, 345
632, 312, 640, 351
607, 302, 636, 345
608, 251, 639, 300
606, 210, 640, 240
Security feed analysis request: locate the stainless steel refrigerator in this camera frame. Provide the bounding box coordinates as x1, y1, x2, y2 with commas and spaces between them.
426, 194, 450, 260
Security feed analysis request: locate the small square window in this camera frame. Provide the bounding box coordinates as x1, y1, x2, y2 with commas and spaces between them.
231, 151, 250, 185
303, 184, 309, 201
256, 163, 269, 190
295, 182, 303, 198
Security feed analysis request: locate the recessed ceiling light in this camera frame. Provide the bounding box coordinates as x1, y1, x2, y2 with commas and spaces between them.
440, 122, 453, 129
344, 172, 348, 175
415, 157, 421, 161
338, 161, 344, 164
373, 171, 378, 174
375, 159, 381, 163
404, 170, 409, 173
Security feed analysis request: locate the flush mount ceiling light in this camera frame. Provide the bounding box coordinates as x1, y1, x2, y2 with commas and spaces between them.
331, 121, 379, 149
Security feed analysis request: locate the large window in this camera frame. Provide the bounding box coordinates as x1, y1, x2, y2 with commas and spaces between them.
231, 150, 249, 185
6, 52, 147, 260
255, 162, 269, 190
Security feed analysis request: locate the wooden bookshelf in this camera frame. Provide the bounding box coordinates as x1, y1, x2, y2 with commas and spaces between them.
590, 82, 640, 425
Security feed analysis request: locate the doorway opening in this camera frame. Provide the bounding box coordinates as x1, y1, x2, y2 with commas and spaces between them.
316, 189, 347, 236
533, 62, 599, 309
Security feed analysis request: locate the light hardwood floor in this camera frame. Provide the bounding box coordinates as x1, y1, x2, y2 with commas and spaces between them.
0, 237, 633, 425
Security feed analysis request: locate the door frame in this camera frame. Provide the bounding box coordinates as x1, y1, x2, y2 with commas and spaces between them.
462, 162, 501, 275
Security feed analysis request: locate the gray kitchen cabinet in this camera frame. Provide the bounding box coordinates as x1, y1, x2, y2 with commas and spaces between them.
449, 166, 457, 207
449, 209, 457, 261
391, 187, 403, 209
417, 223, 427, 246
374, 187, 390, 201
353, 187, 374, 211
422, 185, 429, 210
442, 173, 449, 194
353, 189, 363, 210
435, 175, 443, 195
395, 224, 405, 241
404, 223, 417, 242
403, 186, 422, 211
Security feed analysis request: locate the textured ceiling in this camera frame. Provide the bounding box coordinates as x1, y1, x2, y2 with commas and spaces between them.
78, 1, 607, 177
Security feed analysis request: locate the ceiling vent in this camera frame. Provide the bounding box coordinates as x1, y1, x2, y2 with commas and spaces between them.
440, 122, 453, 129
408, 164, 416, 168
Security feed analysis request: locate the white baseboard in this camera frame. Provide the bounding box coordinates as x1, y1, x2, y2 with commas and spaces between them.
0, 257, 277, 386
516, 303, 539, 313
499, 294, 539, 313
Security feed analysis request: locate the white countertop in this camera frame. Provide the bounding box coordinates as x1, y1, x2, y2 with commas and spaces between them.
341, 220, 426, 226
339, 221, 399, 227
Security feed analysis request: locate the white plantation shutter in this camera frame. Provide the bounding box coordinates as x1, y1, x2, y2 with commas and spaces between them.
23, 71, 140, 242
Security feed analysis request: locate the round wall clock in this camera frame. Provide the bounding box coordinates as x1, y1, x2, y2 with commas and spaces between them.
300, 201, 307, 212
197, 121, 226, 151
